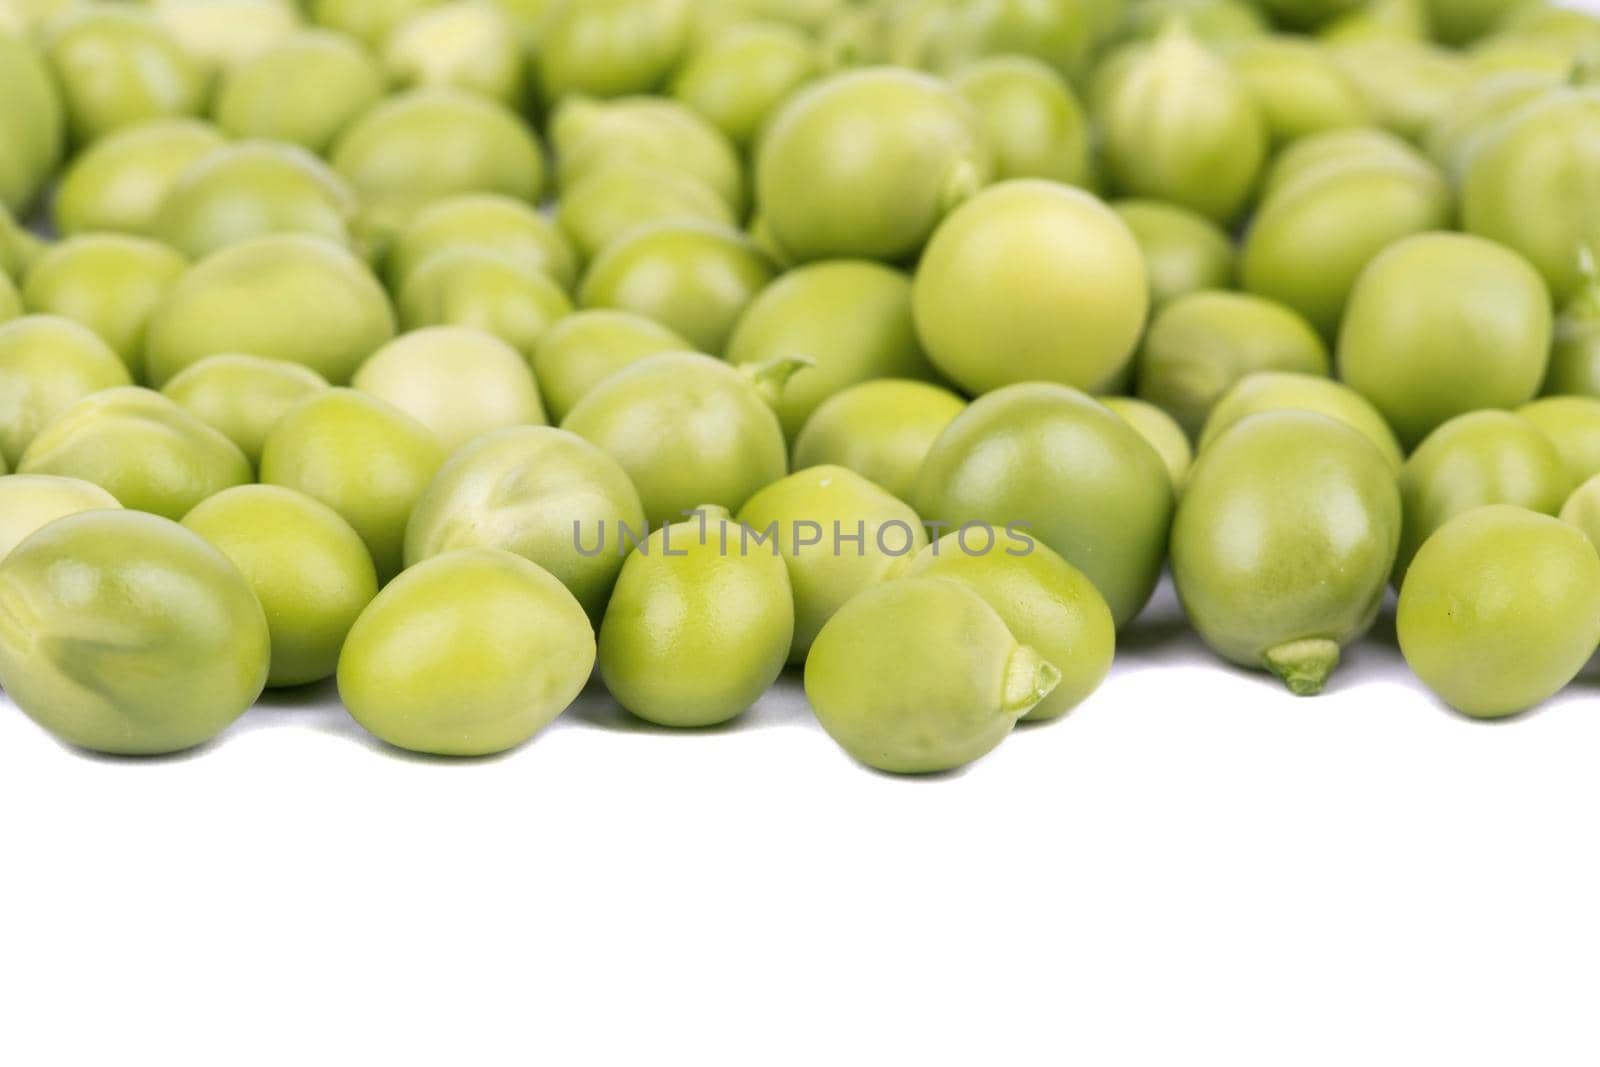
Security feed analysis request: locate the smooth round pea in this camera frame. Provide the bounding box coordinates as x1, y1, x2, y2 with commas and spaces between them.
0, 510, 270, 755
1396, 410, 1572, 579
599, 510, 793, 727
212, 29, 385, 153
1340, 233, 1552, 450
387, 193, 579, 294
536, 0, 693, 103
1199, 372, 1403, 471
153, 141, 359, 261
552, 95, 746, 217
951, 55, 1092, 187
18, 386, 251, 519
1424, 70, 1558, 185
1560, 472, 1600, 551
1398, 505, 1600, 719
182, 484, 378, 687
1242, 146, 1452, 337
736, 464, 929, 664
144, 235, 394, 387
20, 234, 187, 377
1095, 24, 1267, 225
0, 30, 64, 216
337, 549, 595, 757
0, 315, 132, 467
755, 67, 991, 264
1463, 88, 1600, 303
151, 0, 302, 72
0, 473, 121, 561
726, 260, 936, 440
899, 533, 1114, 721
1546, 270, 1600, 397
1173, 411, 1401, 695
51, 118, 225, 238
804, 577, 1058, 774
881, 0, 1105, 81
397, 249, 572, 360
554, 165, 736, 267
160, 353, 329, 468
259, 389, 445, 581
530, 310, 689, 425
1517, 396, 1600, 486
578, 222, 775, 357
914, 383, 1174, 628
915, 181, 1148, 397
352, 327, 545, 454
563, 351, 789, 526
383, 0, 523, 104
1112, 199, 1235, 311
331, 87, 546, 225
670, 21, 818, 149
1226, 35, 1367, 146
1257, 126, 1427, 201
792, 379, 967, 503
310, 0, 435, 47
1331, 40, 1471, 142
1100, 396, 1194, 489
1137, 291, 1329, 439
43, 5, 206, 145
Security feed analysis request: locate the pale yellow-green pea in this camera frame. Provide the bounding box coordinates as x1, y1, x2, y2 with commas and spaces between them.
791, 379, 967, 504
397, 248, 573, 361
0, 473, 121, 561
160, 353, 329, 469
1100, 396, 1193, 490
51, 118, 226, 238
0, 314, 132, 468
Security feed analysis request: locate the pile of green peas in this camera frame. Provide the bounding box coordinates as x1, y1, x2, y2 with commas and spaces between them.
1, 0, 1599, 772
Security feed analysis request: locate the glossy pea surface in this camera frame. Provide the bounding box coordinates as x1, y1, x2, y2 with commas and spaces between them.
530, 310, 689, 425
1112, 199, 1235, 311
1199, 372, 1403, 471
0, 473, 121, 561
792, 379, 967, 503
161, 354, 329, 470
0, 315, 131, 467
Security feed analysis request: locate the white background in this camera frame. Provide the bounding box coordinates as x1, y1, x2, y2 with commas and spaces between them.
9, 4, 1600, 1065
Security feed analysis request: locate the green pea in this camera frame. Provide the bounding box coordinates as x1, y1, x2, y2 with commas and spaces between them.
21, 233, 188, 376
1317, 0, 1429, 42
212, 29, 386, 153
18, 386, 251, 519
152, 141, 359, 261
554, 164, 736, 266
563, 351, 790, 526
1173, 411, 1400, 695
598, 509, 793, 727
899, 532, 1114, 721
1136, 290, 1329, 439
754, 67, 991, 264
727, 260, 936, 440
404, 425, 644, 619
160, 353, 329, 468
0, 473, 121, 561
793, 379, 967, 503
736, 464, 928, 664
0, 270, 19, 324
1257, 126, 1426, 201
1251, 0, 1362, 30
1398, 505, 1600, 719
1467, 31, 1588, 80
384, 0, 524, 104
882, 0, 1104, 82
1340, 233, 1551, 449
1560, 472, 1600, 551
331, 87, 546, 227
1396, 410, 1572, 579
43, 5, 206, 145
144, 234, 396, 387
1331, 41, 1470, 142
1242, 145, 1451, 337
578, 222, 775, 357
338, 549, 595, 757
51, 118, 225, 238
259, 389, 445, 581
1423, 69, 1558, 185
0, 29, 64, 216
151, 0, 301, 73
1095, 24, 1267, 225
0, 315, 132, 467
950, 55, 1091, 187
1517, 396, 1600, 486
1100, 396, 1193, 489
915, 181, 1148, 397
702, 0, 843, 33
182, 484, 378, 687
0, 510, 270, 754
1226, 35, 1367, 146
1117, 0, 1269, 44
1463, 87, 1600, 303
1111, 199, 1235, 310
0, 203, 45, 280
804, 576, 1059, 774
1428, 0, 1533, 44
670, 21, 818, 150
536, 0, 694, 104
1198, 372, 1403, 471
352, 326, 546, 454
529, 310, 689, 425
388, 193, 579, 294
309, 0, 436, 47
1545, 262, 1600, 397
397, 248, 572, 361
915, 383, 1173, 628
552, 95, 746, 218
